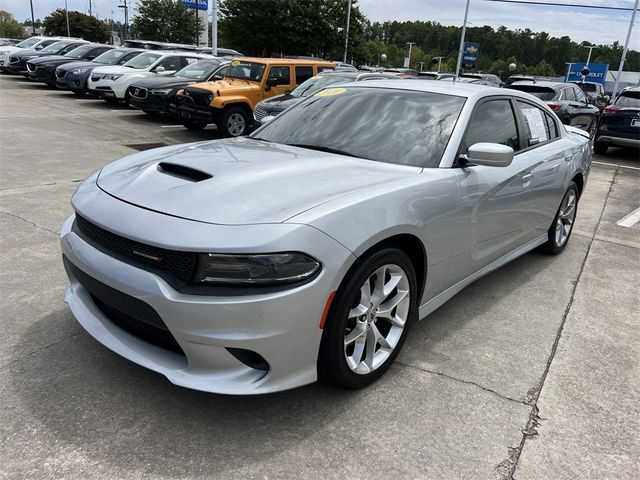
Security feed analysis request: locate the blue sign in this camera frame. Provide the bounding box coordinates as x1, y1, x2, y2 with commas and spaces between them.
565, 63, 609, 84
181, 0, 208, 11
462, 42, 479, 68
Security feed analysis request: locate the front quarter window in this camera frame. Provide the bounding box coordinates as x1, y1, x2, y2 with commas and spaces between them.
252, 87, 465, 168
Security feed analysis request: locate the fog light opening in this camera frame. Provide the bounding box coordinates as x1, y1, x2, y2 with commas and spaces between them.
226, 348, 269, 371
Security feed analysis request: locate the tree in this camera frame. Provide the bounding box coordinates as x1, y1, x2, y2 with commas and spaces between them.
0, 11, 26, 38
133, 0, 202, 44
43, 9, 109, 42
218, 0, 367, 59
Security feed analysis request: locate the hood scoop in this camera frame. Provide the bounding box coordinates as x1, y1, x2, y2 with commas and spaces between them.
157, 162, 212, 182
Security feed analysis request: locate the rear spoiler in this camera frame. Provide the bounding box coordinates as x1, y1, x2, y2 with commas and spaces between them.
564, 125, 590, 139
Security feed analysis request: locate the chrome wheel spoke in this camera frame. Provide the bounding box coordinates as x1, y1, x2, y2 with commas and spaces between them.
343, 263, 411, 375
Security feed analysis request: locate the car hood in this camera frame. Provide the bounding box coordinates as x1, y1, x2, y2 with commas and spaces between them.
259, 94, 302, 112
0, 45, 22, 54
14, 50, 55, 59
131, 75, 197, 89
186, 78, 261, 95
96, 137, 419, 225
58, 60, 98, 72
28, 55, 72, 65
93, 65, 142, 75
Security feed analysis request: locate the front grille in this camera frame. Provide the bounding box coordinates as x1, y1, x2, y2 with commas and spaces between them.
74, 214, 197, 286
183, 87, 212, 108
254, 106, 267, 121
56, 69, 66, 79
129, 85, 148, 99
91, 73, 104, 81
92, 295, 185, 355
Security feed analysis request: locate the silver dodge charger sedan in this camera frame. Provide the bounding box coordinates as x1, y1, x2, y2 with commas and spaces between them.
61, 81, 591, 394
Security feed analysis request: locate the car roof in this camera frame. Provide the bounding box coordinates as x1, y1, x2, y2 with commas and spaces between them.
232, 57, 335, 66
509, 80, 568, 88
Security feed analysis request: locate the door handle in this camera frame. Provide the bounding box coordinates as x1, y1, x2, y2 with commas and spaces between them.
521, 173, 533, 187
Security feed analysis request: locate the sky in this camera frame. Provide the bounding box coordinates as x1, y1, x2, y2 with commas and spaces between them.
1, 0, 638, 50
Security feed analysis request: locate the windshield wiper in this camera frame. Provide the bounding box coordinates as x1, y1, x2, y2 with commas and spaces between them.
286, 143, 363, 159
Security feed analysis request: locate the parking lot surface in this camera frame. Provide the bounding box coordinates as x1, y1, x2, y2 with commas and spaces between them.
1, 74, 639, 479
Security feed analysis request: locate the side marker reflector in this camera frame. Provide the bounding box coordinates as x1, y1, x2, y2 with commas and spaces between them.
319, 291, 336, 329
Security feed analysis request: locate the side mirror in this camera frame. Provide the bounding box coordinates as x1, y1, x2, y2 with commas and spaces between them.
466, 143, 514, 167
266, 77, 278, 87
211, 74, 223, 81
155, 66, 165, 73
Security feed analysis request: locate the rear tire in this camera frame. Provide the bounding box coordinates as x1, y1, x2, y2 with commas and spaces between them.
593, 141, 608, 154
318, 248, 418, 389
540, 182, 579, 255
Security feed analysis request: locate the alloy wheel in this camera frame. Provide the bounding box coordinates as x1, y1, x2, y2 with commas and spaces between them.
227, 112, 246, 136
555, 190, 576, 248
344, 264, 410, 374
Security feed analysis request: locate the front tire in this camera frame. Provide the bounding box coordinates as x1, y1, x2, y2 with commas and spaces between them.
540, 182, 579, 255
218, 106, 250, 137
318, 248, 418, 389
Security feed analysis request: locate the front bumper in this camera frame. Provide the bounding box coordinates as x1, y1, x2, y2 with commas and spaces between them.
7, 61, 27, 74
28, 67, 54, 83
130, 95, 170, 113
60, 183, 354, 394
171, 95, 217, 123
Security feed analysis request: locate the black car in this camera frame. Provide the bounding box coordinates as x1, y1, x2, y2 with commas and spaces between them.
506, 81, 600, 134
7, 40, 88, 75
122, 40, 197, 51
55, 48, 145, 93
571, 81, 610, 111
27, 43, 114, 86
253, 71, 396, 125
594, 87, 640, 154
196, 47, 244, 58
128, 60, 229, 115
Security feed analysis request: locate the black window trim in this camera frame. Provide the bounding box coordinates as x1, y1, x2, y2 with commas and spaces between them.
512, 98, 562, 154
454, 95, 521, 167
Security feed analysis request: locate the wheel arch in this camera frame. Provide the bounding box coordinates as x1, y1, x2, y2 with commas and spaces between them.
571, 172, 584, 197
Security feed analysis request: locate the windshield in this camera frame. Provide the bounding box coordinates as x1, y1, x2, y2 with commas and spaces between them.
40, 42, 68, 54
253, 87, 465, 168
123, 52, 162, 69
93, 49, 130, 64
17, 37, 42, 48
291, 75, 354, 98
225, 61, 266, 82
616, 91, 640, 108
176, 61, 219, 79
507, 85, 556, 100
576, 83, 596, 92
64, 45, 94, 59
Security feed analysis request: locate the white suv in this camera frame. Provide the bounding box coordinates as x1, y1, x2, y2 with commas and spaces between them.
87, 51, 212, 102
0, 36, 82, 71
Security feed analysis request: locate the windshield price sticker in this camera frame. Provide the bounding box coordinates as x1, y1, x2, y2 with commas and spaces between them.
315, 87, 347, 97
231, 60, 241, 66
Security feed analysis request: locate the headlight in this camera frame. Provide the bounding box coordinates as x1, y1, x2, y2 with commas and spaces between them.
103, 73, 123, 81
192, 252, 321, 285
72, 67, 90, 75
150, 88, 172, 95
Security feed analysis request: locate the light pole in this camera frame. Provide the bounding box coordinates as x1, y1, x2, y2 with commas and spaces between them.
29, 0, 36, 34
211, 1, 218, 56
612, 0, 639, 98
64, 0, 70, 36
584, 45, 597, 67
406, 42, 416, 69
118, 0, 129, 40
455, 0, 471, 80
343, 0, 352, 64
433, 56, 444, 72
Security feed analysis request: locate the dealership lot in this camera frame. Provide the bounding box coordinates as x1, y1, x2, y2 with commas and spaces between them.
1, 74, 638, 479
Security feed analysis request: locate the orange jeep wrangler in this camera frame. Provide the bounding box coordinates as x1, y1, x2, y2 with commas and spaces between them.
172, 57, 335, 137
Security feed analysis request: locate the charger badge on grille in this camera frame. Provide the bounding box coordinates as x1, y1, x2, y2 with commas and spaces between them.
132, 249, 164, 263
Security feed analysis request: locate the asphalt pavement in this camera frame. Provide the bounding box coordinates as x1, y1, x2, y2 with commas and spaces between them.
1, 74, 638, 480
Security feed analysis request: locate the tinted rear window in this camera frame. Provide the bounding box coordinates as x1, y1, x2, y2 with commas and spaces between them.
616, 91, 640, 108
507, 85, 556, 101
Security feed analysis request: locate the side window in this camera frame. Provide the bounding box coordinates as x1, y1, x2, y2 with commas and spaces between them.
563, 88, 575, 102
463, 100, 519, 153
61, 44, 78, 54
155, 56, 181, 72
268, 66, 291, 85
574, 86, 586, 103
184, 57, 199, 66
295, 66, 313, 84
516, 101, 557, 146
